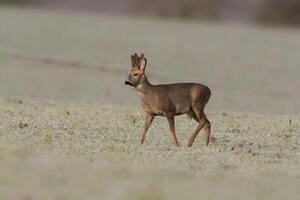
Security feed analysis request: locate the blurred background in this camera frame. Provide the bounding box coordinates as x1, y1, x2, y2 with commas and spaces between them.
0, 0, 300, 114
2, 0, 300, 26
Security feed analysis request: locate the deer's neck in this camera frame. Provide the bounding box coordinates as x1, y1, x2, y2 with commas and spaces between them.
135, 75, 153, 96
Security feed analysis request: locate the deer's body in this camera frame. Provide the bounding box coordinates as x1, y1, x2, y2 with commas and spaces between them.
125, 53, 211, 147
137, 79, 210, 117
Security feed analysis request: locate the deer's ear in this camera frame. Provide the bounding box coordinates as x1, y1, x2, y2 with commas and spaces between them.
139, 58, 147, 72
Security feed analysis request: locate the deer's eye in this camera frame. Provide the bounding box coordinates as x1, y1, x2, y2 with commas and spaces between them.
133, 73, 138, 77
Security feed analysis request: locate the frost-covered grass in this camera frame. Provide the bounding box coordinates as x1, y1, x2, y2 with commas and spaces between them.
0, 98, 299, 199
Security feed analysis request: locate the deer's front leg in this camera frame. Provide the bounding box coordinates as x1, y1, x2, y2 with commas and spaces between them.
166, 113, 180, 146
140, 113, 154, 144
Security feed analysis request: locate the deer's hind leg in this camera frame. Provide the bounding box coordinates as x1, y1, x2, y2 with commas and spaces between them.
187, 109, 205, 147
188, 107, 211, 146
203, 115, 211, 145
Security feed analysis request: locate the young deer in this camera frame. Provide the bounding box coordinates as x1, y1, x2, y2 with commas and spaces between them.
125, 53, 211, 147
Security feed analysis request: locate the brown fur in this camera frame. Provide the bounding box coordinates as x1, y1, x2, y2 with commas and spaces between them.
125, 53, 211, 147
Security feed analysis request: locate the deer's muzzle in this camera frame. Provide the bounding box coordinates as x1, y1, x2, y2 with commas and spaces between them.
125, 81, 134, 86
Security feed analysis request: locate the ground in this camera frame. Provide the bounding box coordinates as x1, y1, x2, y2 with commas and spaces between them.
0, 6, 299, 200
0, 98, 299, 199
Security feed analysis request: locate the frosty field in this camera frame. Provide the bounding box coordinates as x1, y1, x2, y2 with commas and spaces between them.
0, 6, 300, 200
0, 98, 299, 199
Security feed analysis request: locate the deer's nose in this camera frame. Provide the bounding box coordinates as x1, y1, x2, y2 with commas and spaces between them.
125, 80, 131, 85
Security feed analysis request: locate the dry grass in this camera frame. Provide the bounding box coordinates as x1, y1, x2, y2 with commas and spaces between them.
0, 98, 299, 199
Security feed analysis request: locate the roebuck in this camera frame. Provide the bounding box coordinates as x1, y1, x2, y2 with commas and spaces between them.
125, 53, 211, 147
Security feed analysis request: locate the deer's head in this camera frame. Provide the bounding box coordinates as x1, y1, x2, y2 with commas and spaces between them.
125, 53, 147, 87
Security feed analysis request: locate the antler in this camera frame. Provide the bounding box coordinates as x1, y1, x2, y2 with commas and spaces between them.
139, 53, 144, 59
131, 53, 146, 69
131, 53, 139, 68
